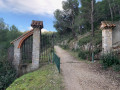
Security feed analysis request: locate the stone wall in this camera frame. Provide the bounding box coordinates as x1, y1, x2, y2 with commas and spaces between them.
112, 21, 120, 51
11, 20, 43, 75
13, 38, 22, 71
101, 21, 120, 53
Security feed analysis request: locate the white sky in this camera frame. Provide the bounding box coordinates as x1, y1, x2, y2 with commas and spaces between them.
0, 0, 66, 16
0, 0, 102, 16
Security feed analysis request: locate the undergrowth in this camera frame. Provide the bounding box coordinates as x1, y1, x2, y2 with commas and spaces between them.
0, 55, 17, 90
78, 30, 102, 46
101, 52, 120, 71
78, 50, 91, 60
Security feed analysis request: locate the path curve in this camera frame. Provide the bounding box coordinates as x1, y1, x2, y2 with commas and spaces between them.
55, 46, 120, 90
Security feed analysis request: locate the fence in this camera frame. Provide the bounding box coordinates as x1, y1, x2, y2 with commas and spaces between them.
40, 33, 60, 73
40, 34, 54, 65
53, 52, 60, 73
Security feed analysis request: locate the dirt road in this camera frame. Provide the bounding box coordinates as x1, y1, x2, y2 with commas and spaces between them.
55, 46, 120, 90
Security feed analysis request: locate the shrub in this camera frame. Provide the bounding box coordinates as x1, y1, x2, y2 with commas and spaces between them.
101, 52, 120, 68
78, 35, 91, 46
78, 30, 102, 46
67, 37, 73, 43
0, 55, 17, 89
113, 65, 120, 72
78, 50, 91, 60
94, 48, 101, 55
60, 45, 69, 49
78, 50, 86, 59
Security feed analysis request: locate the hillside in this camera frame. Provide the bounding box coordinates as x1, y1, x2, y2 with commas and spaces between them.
7, 64, 63, 90
60, 30, 102, 60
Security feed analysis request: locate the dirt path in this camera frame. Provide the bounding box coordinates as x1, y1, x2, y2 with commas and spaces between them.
55, 46, 120, 90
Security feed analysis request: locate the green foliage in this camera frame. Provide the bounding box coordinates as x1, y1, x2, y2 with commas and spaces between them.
0, 18, 22, 89
7, 64, 63, 90
78, 49, 91, 60
78, 35, 91, 46
0, 56, 17, 89
80, 0, 95, 29
0, 20, 22, 53
54, 0, 120, 35
54, 0, 79, 36
77, 30, 102, 60
67, 37, 74, 43
94, 30, 102, 45
94, 48, 101, 55
95, 0, 120, 22
101, 53, 120, 68
112, 65, 120, 72
78, 30, 102, 46
60, 45, 69, 50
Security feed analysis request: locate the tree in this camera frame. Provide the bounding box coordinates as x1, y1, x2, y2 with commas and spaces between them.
0, 18, 6, 30
95, 0, 120, 22
0, 18, 22, 89
79, 0, 92, 30
54, 0, 79, 37
8, 25, 22, 41
91, 0, 95, 37
54, 9, 71, 34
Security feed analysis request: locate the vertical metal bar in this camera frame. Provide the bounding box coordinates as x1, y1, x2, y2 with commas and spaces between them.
45, 35, 46, 60
40, 34, 41, 61
40, 34, 42, 61
49, 35, 51, 60
43, 34, 45, 61
30, 36, 33, 61
46, 35, 48, 60
26, 38, 28, 63
52, 33, 54, 61
42, 34, 44, 61
42, 35, 43, 61
41, 34, 42, 62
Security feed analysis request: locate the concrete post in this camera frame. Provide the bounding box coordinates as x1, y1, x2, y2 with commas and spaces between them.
100, 21, 116, 54
31, 28, 40, 69
31, 20, 43, 70
102, 29, 113, 53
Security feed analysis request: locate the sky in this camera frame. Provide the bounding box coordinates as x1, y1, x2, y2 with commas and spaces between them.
0, 0, 102, 32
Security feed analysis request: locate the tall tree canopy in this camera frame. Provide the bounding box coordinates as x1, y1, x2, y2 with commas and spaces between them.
54, 0, 79, 37
0, 18, 22, 55
54, 0, 120, 35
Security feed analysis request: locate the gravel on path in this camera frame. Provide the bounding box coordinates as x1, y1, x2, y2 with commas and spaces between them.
55, 46, 120, 90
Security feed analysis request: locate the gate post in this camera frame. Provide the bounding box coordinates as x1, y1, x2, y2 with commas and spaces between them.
100, 21, 116, 54
31, 20, 43, 70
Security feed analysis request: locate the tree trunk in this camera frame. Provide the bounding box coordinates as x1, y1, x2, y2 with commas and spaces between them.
91, 0, 94, 37
112, 0, 116, 15
71, 10, 77, 39
108, 0, 113, 21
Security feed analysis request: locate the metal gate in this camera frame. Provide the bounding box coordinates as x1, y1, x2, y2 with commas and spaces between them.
40, 33, 60, 73
40, 34, 54, 64
21, 35, 33, 64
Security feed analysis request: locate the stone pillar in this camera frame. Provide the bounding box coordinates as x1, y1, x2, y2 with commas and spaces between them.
13, 39, 21, 71
31, 28, 40, 69
100, 21, 116, 54
31, 20, 43, 70
102, 29, 113, 53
